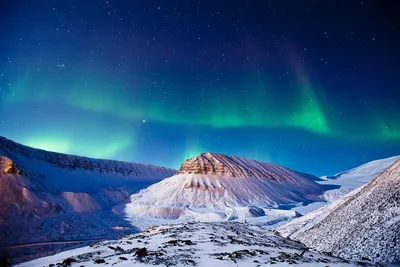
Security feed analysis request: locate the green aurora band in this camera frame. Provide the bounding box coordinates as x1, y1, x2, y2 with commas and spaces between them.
4, 65, 400, 145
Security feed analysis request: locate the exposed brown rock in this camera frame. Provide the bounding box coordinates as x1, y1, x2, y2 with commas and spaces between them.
3, 158, 23, 176
177, 152, 302, 182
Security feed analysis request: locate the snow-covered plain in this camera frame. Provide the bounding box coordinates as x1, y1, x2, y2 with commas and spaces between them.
18, 222, 373, 267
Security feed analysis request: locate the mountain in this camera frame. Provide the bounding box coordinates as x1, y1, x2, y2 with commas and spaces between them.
242, 156, 399, 229
121, 152, 327, 227
319, 155, 400, 202
0, 136, 176, 263
277, 158, 400, 263
262, 155, 399, 219
17, 221, 367, 267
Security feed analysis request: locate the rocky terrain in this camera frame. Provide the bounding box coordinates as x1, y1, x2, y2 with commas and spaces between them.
0, 137, 176, 264
18, 222, 379, 267
278, 159, 400, 263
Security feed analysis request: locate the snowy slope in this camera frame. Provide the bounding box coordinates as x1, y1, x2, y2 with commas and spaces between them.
264, 156, 400, 228
319, 155, 399, 202
122, 153, 327, 227
0, 136, 176, 263
278, 159, 400, 263
277, 185, 366, 239
18, 221, 368, 267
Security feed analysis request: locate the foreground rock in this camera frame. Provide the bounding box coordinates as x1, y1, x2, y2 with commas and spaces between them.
18, 222, 379, 266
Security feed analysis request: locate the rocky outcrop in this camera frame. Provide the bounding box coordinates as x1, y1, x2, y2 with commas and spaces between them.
2, 157, 24, 175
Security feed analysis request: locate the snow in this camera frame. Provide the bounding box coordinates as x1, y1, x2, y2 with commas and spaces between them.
268, 155, 399, 231
3, 135, 399, 265
118, 154, 400, 234
278, 159, 400, 263
18, 222, 366, 267
319, 155, 400, 202
121, 153, 400, 231
121, 152, 327, 228
273, 155, 400, 233
0, 136, 176, 263
277, 156, 400, 248
61, 192, 101, 212
277, 185, 365, 239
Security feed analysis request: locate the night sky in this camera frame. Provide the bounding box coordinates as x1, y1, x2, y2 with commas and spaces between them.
1, 0, 399, 175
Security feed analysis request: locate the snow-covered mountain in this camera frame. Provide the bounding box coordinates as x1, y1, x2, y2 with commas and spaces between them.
277, 158, 400, 263
319, 155, 400, 202
0, 136, 176, 263
121, 152, 327, 228
240, 156, 399, 229
18, 221, 369, 267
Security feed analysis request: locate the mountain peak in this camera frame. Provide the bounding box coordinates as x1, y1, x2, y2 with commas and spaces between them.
177, 152, 293, 181
177, 152, 248, 177
124, 153, 326, 223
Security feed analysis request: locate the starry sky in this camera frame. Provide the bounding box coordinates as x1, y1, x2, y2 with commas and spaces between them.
1, 0, 399, 176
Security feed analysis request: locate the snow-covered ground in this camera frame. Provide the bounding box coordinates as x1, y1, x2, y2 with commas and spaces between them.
18, 222, 374, 267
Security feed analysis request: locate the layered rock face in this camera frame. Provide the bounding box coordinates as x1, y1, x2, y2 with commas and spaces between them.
177, 152, 317, 183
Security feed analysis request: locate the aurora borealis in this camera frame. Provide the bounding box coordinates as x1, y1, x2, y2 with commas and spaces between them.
1, 1, 399, 175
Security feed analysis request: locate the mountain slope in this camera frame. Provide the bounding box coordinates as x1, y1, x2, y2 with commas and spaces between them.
0, 136, 176, 263
18, 222, 365, 267
264, 155, 400, 226
278, 158, 400, 263
319, 155, 400, 202
122, 153, 327, 227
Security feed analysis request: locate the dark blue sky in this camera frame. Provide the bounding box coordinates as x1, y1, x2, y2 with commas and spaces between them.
1, 0, 399, 176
